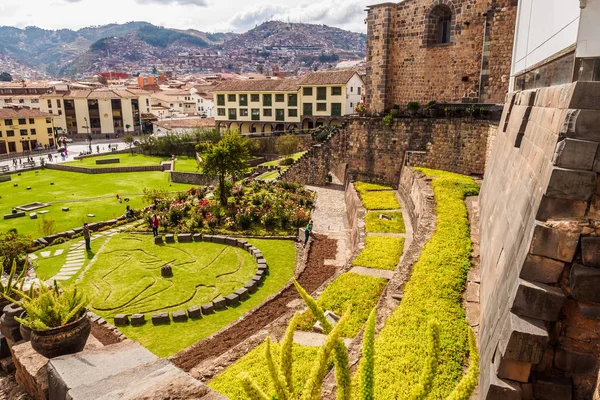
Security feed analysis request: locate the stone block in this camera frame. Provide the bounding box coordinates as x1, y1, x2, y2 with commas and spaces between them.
225, 293, 240, 306
225, 237, 237, 247
187, 306, 201, 319
511, 280, 566, 322
161, 265, 173, 278
577, 301, 600, 319
532, 374, 572, 400
130, 314, 145, 326
66, 230, 76, 238
565, 81, 600, 110
482, 367, 522, 400
252, 274, 263, 283
257, 263, 268, 272
192, 233, 202, 242
253, 251, 264, 261
529, 223, 580, 263
203, 234, 214, 242
30, 212, 37, 219
546, 167, 596, 201
536, 196, 587, 221
164, 234, 175, 243
212, 297, 227, 310
212, 235, 226, 244
244, 243, 252, 251
235, 288, 250, 301
201, 304, 214, 315
256, 257, 266, 266
114, 314, 129, 326
494, 348, 532, 383
554, 347, 597, 374
569, 263, 600, 302
62, 207, 69, 212
177, 233, 192, 243
244, 280, 257, 294
73, 227, 83, 234
519, 254, 565, 284
553, 138, 598, 170
151, 312, 170, 325
581, 236, 600, 268
172, 310, 188, 323
237, 239, 248, 248
562, 109, 600, 142
499, 312, 549, 364
154, 236, 163, 245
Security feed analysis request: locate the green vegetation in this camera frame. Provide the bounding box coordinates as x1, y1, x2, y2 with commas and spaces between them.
137, 25, 208, 48
354, 168, 479, 398
353, 182, 393, 194
255, 151, 306, 181
258, 151, 307, 168
174, 156, 202, 172
365, 211, 405, 233
0, 169, 192, 235
0, 231, 33, 272
297, 272, 387, 338
352, 236, 404, 270
64, 153, 169, 168
117, 238, 296, 357
353, 183, 401, 210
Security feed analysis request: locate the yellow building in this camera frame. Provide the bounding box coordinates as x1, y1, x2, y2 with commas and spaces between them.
0, 108, 55, 154
213, 70, 364, 134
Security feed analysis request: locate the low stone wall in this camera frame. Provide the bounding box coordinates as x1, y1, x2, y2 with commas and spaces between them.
95, 158, 120, 165
397, 167, 435, 237
344, 182, 366, 256
46, 163, 165, 174
0, 175, 11, 182
170, 171, 217, 186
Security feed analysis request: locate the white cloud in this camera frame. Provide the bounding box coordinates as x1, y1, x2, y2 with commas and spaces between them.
135, 0, 209, 6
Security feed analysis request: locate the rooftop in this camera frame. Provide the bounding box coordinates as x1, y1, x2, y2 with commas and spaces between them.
0, 108, 53, 119
298, 70, 358, 86
213, 79, 299, 92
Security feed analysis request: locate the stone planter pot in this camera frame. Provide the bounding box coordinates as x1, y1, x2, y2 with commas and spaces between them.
30, 311, 91, 358
408, 109, 418, 117
19, 311, 31, 342
0, 303, 23, 342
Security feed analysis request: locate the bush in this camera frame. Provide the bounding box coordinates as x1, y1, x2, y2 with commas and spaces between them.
52, 237, 67, 244
365, 212, 405, 233
359, 191, 400, 210
279, 157, 295, 166
297, 273, 387, 338
352, 236, 404, 270
38, 217, 56, 237
354, 182, 393, 194
407, 101, 421, 111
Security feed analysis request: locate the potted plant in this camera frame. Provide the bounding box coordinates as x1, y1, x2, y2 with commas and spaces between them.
5, 282, 90, 358
355, 101, 366, 116
390, 104, 400, 117
407, 101, 421, 117
0, 260, 27, 318
383, 112, 393, 127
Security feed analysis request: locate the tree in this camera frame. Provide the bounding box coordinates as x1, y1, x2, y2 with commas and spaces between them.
275, 134, 300, 159
123, 133, 135, 154
0, 232, 32, 273
0, 72, 12, 82
198, 131, 250, 206
125, 124, 131, 134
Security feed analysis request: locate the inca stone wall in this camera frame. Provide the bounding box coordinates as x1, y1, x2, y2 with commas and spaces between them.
365, 0, 517, 112
479, 82, 600, 400
45, 163, 165, 174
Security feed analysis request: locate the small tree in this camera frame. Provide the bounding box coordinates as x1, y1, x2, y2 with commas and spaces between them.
198, 131, 250, 206
0, 232, 33, 273
123, 133, 135, 153
275, 134, 300, 163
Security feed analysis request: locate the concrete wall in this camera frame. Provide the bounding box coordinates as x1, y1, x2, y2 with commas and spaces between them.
479, 81, 600, 399
577, 0, 600, 58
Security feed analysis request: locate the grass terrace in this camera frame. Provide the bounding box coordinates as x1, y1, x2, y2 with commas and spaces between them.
352, 236, 405, 270
365, 211, 405, 233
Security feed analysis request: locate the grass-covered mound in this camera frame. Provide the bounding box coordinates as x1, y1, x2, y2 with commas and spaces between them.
79, 234, 257, 317
210, 341, 320, 399
352, 236, 404, 270
365, 211, 405, 233
296, 272, 387, 338
353, 168, 479, 398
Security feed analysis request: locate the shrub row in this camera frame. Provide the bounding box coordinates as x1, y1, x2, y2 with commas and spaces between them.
352, 236, 405, 270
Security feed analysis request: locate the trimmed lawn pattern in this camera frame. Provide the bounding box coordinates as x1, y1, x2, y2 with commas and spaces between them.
297, 272, 387, 338
352, 168, 479, 398
365, 211, 405, 233
359, 191, 400, 210
209, 342, 320, 399
352, 236, 405, 270
116, 238, 296, 357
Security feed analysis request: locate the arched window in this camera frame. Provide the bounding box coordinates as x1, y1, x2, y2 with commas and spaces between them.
426, 4, 454, 46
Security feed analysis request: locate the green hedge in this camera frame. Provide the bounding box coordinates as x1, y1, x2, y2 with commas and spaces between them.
297, 272, 387, 338
352, 236, 404, 270
365, 211, 405, 233
209, 342, 320, 399
359, 191, 400, 210
352, 168, 479, 398
354, 182, 393, 194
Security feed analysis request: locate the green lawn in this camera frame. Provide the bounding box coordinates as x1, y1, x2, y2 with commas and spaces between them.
0, 169, 193, 236
297, 272, 387, 338
210, 342, 320, 399
359, 191, 400, 210
354, 182, 393, 194
257, 170, 280, 181
365, 212, 405, 233
258, 151, 307, 168
65, 153, 170, 168
256, 151, 307, 181
114, 238, 296, 357
174, 156, 202, 172
352, 236, 405, 270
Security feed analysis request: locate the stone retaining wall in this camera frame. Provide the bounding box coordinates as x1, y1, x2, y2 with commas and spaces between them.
46, 163, 165, 174
479, 81, 600, 399
397, 167, 435, 238
170, 171, 217, 186
344, 182, 366, 256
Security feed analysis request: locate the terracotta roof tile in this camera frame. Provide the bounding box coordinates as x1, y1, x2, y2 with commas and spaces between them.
213, 79, 299, 92
0, 108, 54, 119
299, 70, 357, 86
153, 118, 215, 129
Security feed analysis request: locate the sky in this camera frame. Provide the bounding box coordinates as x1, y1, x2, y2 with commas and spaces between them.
0, 0, 368, 34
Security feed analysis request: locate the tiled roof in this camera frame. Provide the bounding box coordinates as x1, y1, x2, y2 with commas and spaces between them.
213, 79, 299, 92
0, 108, 53, 119
299, 70, 357, 86
153, 118, 215, 129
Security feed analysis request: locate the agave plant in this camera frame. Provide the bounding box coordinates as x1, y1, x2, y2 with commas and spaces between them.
0, 259, 28, 301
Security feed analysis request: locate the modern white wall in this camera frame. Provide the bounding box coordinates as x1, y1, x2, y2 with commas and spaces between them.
577, 1, 600, 58
511, 0, 581, 78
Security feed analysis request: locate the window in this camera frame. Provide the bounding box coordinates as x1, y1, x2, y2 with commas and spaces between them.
217, 108, 226, 116
29, 118, 34, 124
263, 94, 272, 107
251, 94, 260, 102
47, 99, 52, 108
288, 94, 297, 107
332, 87, 342, 96
350, 102, 353, 109
288, 109, 298, 117
276, 109, 285, 121
57, 99, 61, 108
18, 118, 26, 125
4, 119, 12, 126
251, 109, 260, 120
30, 128, 36, 135
275, 94, 284, 102
217, 95, 225, 106
350, 87, 354, 92
303, 87, 313, 96
19, 99, 24, 104
358, 87, 362, 95
331, 103, 342, 116
240, 108, 248, 117
20, 129, 27, 136
47, 128, 53, 134
317, 87, 327, 100
263, 109, 272, 117
228, 108, 237, 120
58, 110, 62, 116
7, 130, 14, 137
426, 4, 453, 46
239, 94, 248, 106
146, 98, 150, 106
31, 99, 39, 104
46, 118, 52, 124
0, 131, 2, 137
228, 94, 236, 102
316, 103, 327, 112
303, 103, 313, 116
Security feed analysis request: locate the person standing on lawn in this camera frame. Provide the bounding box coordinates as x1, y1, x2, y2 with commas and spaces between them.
83, 223, 91, 251
303, 219, 313, 247
151, 213, 160, 237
